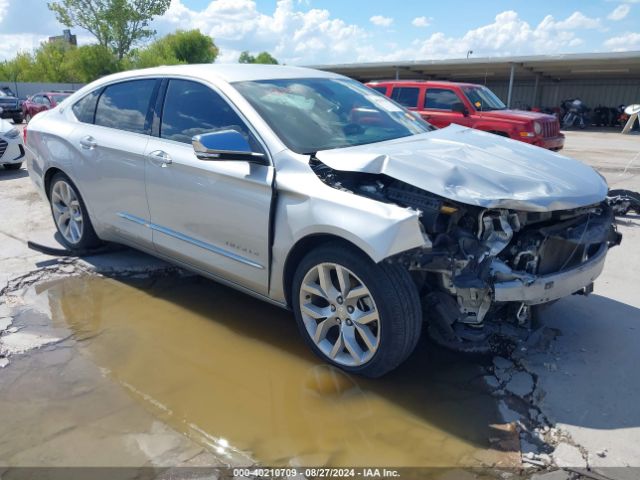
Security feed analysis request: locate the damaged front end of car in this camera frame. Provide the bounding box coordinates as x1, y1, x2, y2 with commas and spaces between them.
310, 157, 622, 354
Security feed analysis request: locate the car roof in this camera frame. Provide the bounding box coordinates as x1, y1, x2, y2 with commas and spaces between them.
367, 80, 479, 88
95, 64, 345, 85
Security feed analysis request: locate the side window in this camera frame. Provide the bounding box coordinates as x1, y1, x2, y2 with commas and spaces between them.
369, 85, 387, 95
160, 79, 253, 145
72, 90, 100, 124
425, 88, 462, 110
33, 95, 43, 104
390, 87, 419, 108
95, 79, 156, 134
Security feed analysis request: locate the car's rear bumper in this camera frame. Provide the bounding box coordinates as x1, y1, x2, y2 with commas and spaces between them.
0, 108, 23, 119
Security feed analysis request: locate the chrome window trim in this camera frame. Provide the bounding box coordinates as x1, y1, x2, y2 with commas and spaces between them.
117, 212, 265, 270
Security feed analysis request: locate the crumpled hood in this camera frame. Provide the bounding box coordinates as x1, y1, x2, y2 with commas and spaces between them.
315, 124, 608, 212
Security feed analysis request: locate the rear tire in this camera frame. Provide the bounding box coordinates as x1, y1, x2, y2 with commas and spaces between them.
3, 163, 22, 170
48, 172, 102, 251
12, 115, 23, 124
292, 242, 422, 377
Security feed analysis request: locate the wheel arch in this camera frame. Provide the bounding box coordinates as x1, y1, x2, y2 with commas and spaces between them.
44, 166, 65, 199
282, 233, 372, 307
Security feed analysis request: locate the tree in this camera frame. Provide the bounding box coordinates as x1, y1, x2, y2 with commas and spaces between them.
0, 52, 36, 83
238, 51, 278, 64
130, 30, 218, 68
48, 0, 171, 59
66, 45, 121, 82
30, 41, 76, 82
164, 30, 219, 64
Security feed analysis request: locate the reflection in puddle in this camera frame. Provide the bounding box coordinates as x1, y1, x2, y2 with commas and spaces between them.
41, 274, 506, 467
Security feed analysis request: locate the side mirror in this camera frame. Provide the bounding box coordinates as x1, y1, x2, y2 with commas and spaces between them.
452, 102, 468, 116
192, 130, 267, 165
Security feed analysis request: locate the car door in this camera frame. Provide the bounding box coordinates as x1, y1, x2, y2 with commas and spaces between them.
67, 78, 159, 248
30, 95, 43, 116
41, 95, 52, 112
422, 87, 473, 128
144, 78, 274, 295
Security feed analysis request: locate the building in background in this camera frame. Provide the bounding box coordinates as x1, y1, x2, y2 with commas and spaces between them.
48, 29, 77, 46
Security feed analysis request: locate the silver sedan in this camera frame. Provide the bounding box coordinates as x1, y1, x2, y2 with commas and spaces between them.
25, 65, 620, 376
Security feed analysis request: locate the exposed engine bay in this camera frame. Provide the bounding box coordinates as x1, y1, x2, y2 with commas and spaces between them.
311, 157, 622, 354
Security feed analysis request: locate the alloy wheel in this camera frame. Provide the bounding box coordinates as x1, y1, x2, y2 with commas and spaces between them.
51, 180, 84, 244
299, 262, 381, 367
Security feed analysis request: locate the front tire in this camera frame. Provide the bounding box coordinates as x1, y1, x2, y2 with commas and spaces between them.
292, 242, 422, 378
48, 172, 102, 251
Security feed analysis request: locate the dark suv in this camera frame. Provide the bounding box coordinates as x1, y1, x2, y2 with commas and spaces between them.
0, 87, 24, 124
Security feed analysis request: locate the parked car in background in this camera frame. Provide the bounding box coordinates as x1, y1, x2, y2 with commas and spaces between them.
25, 65, 618, 376
0, 88, 24, 124
22, 91, 72, 123
367, 80, 564, 151
0, 117, 25, 170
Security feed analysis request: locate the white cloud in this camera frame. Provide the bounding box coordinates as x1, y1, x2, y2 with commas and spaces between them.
369, 15, 393, 27
608, 4, 631, 20
0, 33, 45, 61
411, 16, 432, 28
378, 10, 603, 61
155, 0, 375, 64
604, 32, 640, 50
0, 0, 9, 24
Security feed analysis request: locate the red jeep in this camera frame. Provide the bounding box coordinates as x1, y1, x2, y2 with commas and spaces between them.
367, 80, 564, 151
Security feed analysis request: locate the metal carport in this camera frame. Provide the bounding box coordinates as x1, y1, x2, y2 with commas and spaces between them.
311, 51, 640, 109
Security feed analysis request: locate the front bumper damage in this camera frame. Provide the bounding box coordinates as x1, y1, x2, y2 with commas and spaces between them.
308, 156, 621, 355
401, 201, 621, 354
493, 243, 607, 304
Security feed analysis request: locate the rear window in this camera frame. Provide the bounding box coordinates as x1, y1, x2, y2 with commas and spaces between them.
95, 79, 156, 134
72, 90, 100, 124
424, 88, 461, 110
390, 87, 420, 108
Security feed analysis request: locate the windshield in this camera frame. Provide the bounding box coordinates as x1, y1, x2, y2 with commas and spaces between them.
234, 78, 433, 154
52, 94, 69, 103
462, 86, 506, 111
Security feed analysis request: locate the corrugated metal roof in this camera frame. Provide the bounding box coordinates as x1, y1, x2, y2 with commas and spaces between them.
310, 51, 640, 82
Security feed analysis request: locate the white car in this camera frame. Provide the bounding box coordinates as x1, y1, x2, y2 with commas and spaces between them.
0, 116, 25, 170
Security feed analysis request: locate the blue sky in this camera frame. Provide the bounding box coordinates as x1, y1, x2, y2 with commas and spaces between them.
0, 0, 638, 63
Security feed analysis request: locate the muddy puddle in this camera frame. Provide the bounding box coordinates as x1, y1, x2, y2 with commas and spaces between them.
0, 274, 515, 467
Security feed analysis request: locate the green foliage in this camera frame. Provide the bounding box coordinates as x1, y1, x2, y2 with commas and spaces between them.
48, 0, 171, 59
238, 50, 278, 64
0, 29, 219, 84
66, 45, 122, 83
131, 30, 219, 68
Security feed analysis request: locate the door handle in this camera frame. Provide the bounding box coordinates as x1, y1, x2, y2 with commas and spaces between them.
148, 150, 172, 167
80, 136, 97, 149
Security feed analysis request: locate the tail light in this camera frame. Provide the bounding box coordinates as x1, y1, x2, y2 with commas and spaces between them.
23, 124, 27, 145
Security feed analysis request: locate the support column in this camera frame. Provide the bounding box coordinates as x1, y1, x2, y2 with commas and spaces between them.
532, 74, 540, 108
395, 67, 400, 80
506, 63, 515, 109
